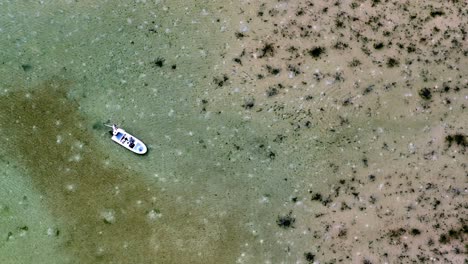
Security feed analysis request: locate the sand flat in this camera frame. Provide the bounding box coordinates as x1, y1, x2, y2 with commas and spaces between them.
0, 0, 466, 263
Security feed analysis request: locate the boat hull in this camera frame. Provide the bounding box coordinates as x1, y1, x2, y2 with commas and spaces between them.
111, 128, 147, 155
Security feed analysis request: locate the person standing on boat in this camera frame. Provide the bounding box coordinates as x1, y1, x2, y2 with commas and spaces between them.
112, 124, 118, 134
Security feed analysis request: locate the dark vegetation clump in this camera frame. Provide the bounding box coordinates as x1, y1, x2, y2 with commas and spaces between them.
273, 134, 285, 143
311, 193, 322, 201
342, 98, 352, 106
268, 151, 276, 160
436, 225, 467, 246
304, 252, 315, 263
266, 65, 281, 75
153, 57, 165, 67
430, 10, 444, 18
432, 198, 441, 210
287, 64, 301, 75
445, 134, 467, 148
21, 64, 32, 72
201, 98, 208, 107
242, 97, 255, 109
363, 85, 374, 95
410, 228, 421, 235
335, 18, 345, 28
213, 75, 229, 87
418, 87, 432, 100
427, 238, 434, 246
311, 192, 332, 206
362, 158, 368, 167
268, 8, 279, 17
296, 8, 305, 16
259, 43, 275, 58
442, 83, 451, 93
338, 228, 348, 237
386, 57, 399, 68
270, 68, 280, 75
407, 44, 416, 53
349, 58, 361, 67
373, 42, 384, 49
333, 41, 349, 50
439, 234, 449, 244
388, 228, 406, 238
266, 83, 283, 97
361, 46, 371, 56
287, 46, 298, 53
340, 202, 351, 211
6, 231, 13, 241
266, 86, 278, 97
308, 47, 326, 58
448, 229, 459, 238
276, 212, 295, 229
235, 32, 245, 39
334, 71, 345, 82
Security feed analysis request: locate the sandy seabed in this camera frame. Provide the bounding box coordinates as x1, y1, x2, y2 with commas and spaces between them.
0, 0, 466, 263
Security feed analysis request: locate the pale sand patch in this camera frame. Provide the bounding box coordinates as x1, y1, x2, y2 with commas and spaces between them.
195, 0, 467, 262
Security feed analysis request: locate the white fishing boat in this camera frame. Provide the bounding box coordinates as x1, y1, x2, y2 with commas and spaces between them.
105, 124, 147, 155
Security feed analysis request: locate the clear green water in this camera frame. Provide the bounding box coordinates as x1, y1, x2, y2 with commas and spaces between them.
1, 1, 466, 263
1, 1, 305, 263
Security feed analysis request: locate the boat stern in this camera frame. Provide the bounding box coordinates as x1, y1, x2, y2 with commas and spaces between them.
134, 142, 147, 155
